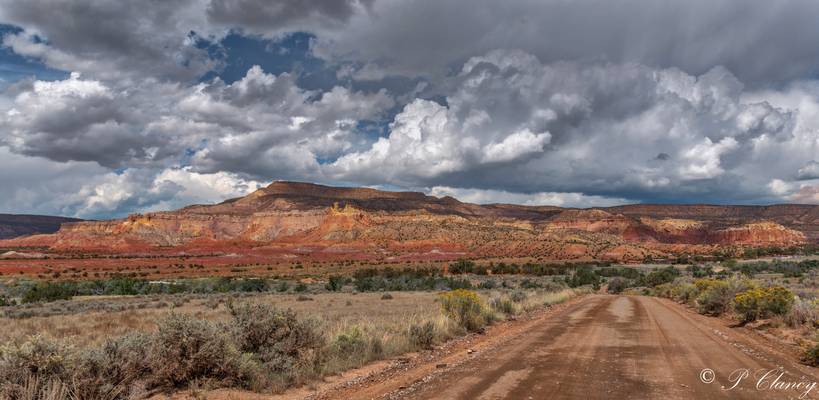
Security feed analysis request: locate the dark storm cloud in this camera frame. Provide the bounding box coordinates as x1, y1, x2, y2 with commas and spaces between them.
0, 0, 214, 81
207, 0, 374, 30
313, 0, 819, 85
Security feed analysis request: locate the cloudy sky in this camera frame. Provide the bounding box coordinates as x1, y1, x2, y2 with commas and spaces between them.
1, 0, 818, 219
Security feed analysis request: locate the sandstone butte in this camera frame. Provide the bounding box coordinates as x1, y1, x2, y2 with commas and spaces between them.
2, 181, 817, 263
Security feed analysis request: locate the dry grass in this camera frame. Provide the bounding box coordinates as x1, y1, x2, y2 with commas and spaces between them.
0, 288, 589, 397
0, 292, 441, 347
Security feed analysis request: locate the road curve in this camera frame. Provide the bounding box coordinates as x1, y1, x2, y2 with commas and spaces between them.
402, 295, 818, 400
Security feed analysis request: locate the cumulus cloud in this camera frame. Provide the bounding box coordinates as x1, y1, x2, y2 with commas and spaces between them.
0, 0, 216, 82
0, 148, 262, 218
798, 161, 819, 180
428, 186, 630, 208
325, 49, 807, 205
1, 65, 393, 174
207, 0, 374, 32
1, 72, 184, 167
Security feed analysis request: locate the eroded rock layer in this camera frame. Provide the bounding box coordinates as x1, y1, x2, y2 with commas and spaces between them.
3, 182, 815, 262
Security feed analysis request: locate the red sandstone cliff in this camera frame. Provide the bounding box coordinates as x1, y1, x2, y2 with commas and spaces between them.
2, 182, 814, 261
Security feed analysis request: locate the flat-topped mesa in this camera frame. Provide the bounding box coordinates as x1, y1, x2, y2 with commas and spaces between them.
1, 181, 816, 259
181, 181, 476, 216
261, 181, 431, 201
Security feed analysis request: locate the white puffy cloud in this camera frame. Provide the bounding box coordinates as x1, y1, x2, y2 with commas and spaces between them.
0, 148, 262, 218
429, 186, 630, 208
482, 129, 551, 163
325, 49, 807, 205
1, 65, 393, 174
679, 137, 738, 180
1, 72, 186, 167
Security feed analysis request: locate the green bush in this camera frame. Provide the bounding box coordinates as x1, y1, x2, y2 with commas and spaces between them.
449, 259, 476, 274
567, 266, 601, 289
734, 288, 766, 323
671, 283, 698, 305
0, 335, 70, 386
228, 303, 324, 381
489, 296, 516, 315
408, 321, 436, 350
328, 326, 384, 371
733, 286, 794, 323
642, 266, 680, 287
325, 275, 346, 291
696, 280, 735, 316
606, 277, 629, 294
439, 289, 488, 332
21, 282, 76, 303
147, 314, 257, 389
331, 327, 368, 358
763, 286, 795, 316
688, 278, 753, 316
803, 342, 819, 367
68, 332, 152, 399
785, 297, 819, 327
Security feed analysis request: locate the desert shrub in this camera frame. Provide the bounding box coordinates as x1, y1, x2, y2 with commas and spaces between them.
294, 283, 307, 292
439, 289, 488, 332
331, 327, 369, 359
326, 326, 385, 371
606, 277, 629, 294
695, 278, 754, 316
408, 321, 436, 350
509, 291, 527, 302
325, 276, 346, 292
478, 280, 496, 289
734, 286, 794, 323
0, 295, 11, 307
228, 303, 324, 382
734, 288, 767, 323
803, 343, 819, 367
1, 375, 71, 400
687, 264, 713, 278
276, 281, 290, 292
696, 280, 734, 315
489, 296, 516, 315
763, 286, 795, 317
653, 283, 675, 298
670, 283, 698, 304
147, 314, 256, 389
21, 282, 75, 304
449, 259, 476, 274
0, 335, 70, 388
67, 332, 152, 399
381, 293, 394, 300
785, 297, 819, 327
567, 266, 601, 289
642, 266, 681, 287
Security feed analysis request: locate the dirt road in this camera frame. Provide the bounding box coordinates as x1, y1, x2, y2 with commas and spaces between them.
395, 295, 818, 400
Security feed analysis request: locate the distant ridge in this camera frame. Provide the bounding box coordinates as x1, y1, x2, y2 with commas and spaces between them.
0, 214, 84, 240
1, 182, 816, 261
